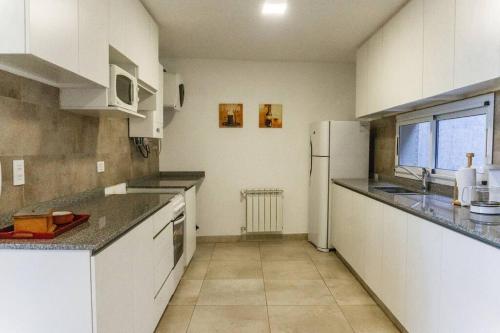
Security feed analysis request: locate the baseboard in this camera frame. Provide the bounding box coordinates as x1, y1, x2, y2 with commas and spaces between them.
197, 233, 308, 243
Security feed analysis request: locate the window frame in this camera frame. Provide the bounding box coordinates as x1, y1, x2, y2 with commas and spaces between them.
395, 93, 494, 185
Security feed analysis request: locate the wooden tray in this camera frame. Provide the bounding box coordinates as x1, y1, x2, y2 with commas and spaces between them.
0, 214, 90, 239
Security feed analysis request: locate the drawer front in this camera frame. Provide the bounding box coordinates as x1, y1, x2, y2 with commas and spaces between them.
153, 203, 174, 235
153, 253, 184, 325
153, 223, 174, 295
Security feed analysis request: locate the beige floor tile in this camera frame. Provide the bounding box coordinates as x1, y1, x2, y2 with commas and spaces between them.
187, 305, 269, 333
192, 243, 215, 261
306, 247, 343, 263
183, 260, 210, 280
205, 260, 263, 279
169, 280, 204, 305
155, 305, 194, 333
259, 240, 308, 248
268, 306, 353, 333
326, 278, 376, 305
211, 244, 261, 261
216, 241, 260, 247
314, 259, 355, 280
262, 260, 321, 280
265, 280, 337, 306
260, 246, 310, 261
341, 305, 400, 333
197, 279, 266, 305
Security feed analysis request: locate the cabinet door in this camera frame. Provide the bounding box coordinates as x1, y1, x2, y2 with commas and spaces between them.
380, 206, 407, 323
454, 0, 500, 88
28, 0, 78, 73
78, 0, 109, 87
405, 215, 443, 333
332, 186, 352, 257
349, 192, 367, 274
422, 0, 455, 97
0, 1, 26, 53
439, 230, 500, 333
133, 218, 155, 333
185, 186, 197, 265
92, 231, 135, 333
355, 42, 369, 118
362, 198, 384, 296
382, 0, 423, 109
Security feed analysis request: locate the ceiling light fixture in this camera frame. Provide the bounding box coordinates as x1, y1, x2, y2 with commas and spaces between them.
262, 2, 287, 15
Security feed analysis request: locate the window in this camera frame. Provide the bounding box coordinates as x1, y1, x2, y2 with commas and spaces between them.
395, 93, 494, 183
399, 121, 431, 167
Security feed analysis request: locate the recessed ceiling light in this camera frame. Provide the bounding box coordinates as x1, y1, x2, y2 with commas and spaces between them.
262, 2, 287, 15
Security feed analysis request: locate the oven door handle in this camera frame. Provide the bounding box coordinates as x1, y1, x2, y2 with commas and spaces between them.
173, 202, 186, 216
173, 215, 185, 226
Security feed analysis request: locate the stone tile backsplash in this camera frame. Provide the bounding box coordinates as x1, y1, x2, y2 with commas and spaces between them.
0, 70, 159, 215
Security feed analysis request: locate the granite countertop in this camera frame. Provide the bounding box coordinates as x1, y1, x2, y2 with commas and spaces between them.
333, 178, 500, 249
127, 171, 205, 190
0, 189, 176, 253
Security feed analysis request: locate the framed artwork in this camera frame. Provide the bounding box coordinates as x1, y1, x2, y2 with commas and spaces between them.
259, 104, 283, 128
219, 103, 243, 128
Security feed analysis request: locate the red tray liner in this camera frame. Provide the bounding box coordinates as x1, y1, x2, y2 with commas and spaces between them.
0, 214, 90, 239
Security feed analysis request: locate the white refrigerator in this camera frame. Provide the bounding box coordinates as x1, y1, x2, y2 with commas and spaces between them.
308, 121, 369, 251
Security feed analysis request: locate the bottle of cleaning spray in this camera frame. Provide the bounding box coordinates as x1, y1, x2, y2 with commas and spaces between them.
456, 152, 476, 206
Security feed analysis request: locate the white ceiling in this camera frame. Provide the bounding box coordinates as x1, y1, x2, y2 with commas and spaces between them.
142, 0, 407, 63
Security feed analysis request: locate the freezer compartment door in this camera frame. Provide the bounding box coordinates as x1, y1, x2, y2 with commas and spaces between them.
308, 156, 329, 249
330, 121, 369, 179
310, 121, 330, 156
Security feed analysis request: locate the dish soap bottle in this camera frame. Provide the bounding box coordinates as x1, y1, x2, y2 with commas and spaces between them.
456, 152, 476, 206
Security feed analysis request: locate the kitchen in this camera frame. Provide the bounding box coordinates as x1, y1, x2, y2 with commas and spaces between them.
0, 0, 499, 332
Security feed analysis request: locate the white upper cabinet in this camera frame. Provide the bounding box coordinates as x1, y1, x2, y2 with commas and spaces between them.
422, 0, 455, 98
79, 0, 109, 87
454, 0, 500, 88
355, 42, 369, 118
109, 0, 159, 90
28, 0, 79, 73
382, 0, 423, 110
356, 0, 500, 117
0, 0, 109, 88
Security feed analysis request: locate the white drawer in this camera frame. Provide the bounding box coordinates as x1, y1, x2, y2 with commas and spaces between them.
153, 204, 174, 235
153, 222, 174, 295
153, 253, 185, 325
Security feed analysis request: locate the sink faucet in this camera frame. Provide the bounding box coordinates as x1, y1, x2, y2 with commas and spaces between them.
395, 166, 430, 193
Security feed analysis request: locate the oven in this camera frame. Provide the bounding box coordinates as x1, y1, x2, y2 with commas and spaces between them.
171, 196, 186, 268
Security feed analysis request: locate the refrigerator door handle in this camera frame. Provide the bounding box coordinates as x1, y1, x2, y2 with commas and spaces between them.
310, 140, 313, 177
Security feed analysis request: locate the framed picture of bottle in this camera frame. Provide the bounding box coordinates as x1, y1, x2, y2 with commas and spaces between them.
259, 104, 282, 128
219, 103, 243, 128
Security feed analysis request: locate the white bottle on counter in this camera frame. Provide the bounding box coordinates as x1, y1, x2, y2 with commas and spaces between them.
456, 153, 476, 206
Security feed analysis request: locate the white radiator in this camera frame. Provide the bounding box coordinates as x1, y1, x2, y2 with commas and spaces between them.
241, 188, 284, 233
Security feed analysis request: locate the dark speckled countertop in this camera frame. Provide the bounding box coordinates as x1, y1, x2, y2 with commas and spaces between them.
127, 171, 205, 190
0, 189, 176, 253
334, 179, 500, 249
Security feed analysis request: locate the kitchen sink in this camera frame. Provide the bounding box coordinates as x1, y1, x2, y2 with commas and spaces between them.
373, 186, 423, 195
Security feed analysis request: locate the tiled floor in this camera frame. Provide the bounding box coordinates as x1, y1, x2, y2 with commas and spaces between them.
155, 240, 400, 333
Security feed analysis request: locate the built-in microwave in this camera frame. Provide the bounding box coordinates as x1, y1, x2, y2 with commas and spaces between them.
109, 64, 139, 112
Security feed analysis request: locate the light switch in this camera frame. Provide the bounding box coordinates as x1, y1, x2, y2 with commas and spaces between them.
97, 161, 105, 173
13, 160, 25, 186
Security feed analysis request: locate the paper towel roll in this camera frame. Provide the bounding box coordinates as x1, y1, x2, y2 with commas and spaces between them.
457, 167, 476, 206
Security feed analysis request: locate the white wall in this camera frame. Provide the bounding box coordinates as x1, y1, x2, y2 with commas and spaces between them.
160, 58, 355, 236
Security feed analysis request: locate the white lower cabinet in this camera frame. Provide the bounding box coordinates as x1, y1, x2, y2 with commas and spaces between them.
439, 230, 500, 333
405, 215, 443, 333
362, 198, 384, 295
331, 184, 500, 332
92, 216, 156, 333
380, 205, 408, 324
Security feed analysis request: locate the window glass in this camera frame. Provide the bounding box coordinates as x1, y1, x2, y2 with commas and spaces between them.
399, 122, 431, 167
436, 114, 486, 170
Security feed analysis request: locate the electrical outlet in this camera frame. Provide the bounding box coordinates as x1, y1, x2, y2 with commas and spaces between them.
13, 160, 25, 186
97, 161, 105, 173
